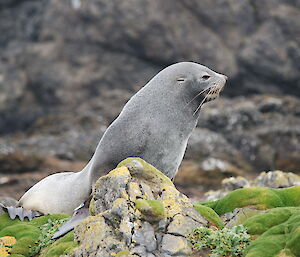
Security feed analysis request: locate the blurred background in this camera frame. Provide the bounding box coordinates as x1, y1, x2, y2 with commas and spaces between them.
0, 0, 299, 200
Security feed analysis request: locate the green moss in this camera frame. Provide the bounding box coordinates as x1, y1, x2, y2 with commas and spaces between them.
0, 213, 73, 257
0, 214, 22, 231
28, 214, 69, 227
193, 203, 223, 229
200, 186, 300, 215
0, 223, 40, 256
117, 157, 174, 187
89, 198, 95, 216
194, 187, 300, 256
243, 207, 298, 235
135, 199, 165, 218
40, 231, 77, 257
243, 207, 300, 257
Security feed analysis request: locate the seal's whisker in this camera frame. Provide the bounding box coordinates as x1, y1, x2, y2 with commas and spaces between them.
184, 86, 213, 108
193, 87, 213, 116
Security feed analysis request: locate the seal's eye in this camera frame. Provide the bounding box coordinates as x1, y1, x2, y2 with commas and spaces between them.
177, 78, 185, 82
202, 75, 210, 80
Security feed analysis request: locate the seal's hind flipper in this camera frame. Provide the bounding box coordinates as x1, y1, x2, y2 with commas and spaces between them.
52, 204, 89, 239
0, 203, 42, 221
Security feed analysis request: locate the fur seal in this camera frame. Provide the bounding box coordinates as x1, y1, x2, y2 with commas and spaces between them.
5, 62, 227, 220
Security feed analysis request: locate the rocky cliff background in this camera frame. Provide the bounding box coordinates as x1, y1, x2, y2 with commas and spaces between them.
0, 0, 299, 200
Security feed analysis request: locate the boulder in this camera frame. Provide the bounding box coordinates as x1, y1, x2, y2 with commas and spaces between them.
72, 158, 208, 257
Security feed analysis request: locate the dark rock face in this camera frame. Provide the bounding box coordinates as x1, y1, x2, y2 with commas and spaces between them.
0, 0, 299, 133
197, 95, 300, 173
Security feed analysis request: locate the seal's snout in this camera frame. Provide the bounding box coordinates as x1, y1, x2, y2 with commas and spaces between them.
202, 74, 227, 105
217, 73, 228, 83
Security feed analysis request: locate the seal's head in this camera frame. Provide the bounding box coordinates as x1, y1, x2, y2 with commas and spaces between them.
153, 62, 227, 115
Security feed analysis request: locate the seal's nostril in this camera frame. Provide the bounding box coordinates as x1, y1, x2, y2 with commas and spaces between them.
223, 75, 228, 81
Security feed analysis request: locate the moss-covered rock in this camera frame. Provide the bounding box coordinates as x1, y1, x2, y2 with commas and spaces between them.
0, 213, 76, 257
135, 199, 165, 220
194, 186, 300, 257
117, 157, 174, 187
244, 207, 300, 257
193, 203, 224, 229
201, 186, 300, 215
40, 231, 77, 257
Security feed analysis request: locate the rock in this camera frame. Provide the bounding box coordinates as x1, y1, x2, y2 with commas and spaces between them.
0, 0, 300, 134
0, 152, 43, 174
203, 170, 300, 201
254, 170, 300, 188
161, 234, 191, 256
0, 197, 17, 215
221, 176, 250, 191
222, 208, 264, 228
72, 158, 207, 257
198, 95, 300, 173
167, 214, 202, 237
176, 128, 250, 190
0, 197, 17, 207
132, 221, 157, 252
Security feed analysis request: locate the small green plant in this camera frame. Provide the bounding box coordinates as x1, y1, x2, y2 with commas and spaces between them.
29, 218, 68, 256
189, 225, 251, 257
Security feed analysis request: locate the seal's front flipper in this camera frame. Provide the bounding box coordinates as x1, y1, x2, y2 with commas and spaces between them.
52, 203, 89, 239
0, 203, 42, 221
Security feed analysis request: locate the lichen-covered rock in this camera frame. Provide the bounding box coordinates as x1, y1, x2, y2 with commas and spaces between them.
72, 157, 207, 257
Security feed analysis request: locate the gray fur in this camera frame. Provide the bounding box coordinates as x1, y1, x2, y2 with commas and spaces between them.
15, 62, 227, 216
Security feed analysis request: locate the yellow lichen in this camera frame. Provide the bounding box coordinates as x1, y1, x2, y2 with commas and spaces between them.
0, 247, 10, 257
0, 236, 17, 256
108, 167, 131, 177
112, 250, 131, 257
0, 236, 16, 246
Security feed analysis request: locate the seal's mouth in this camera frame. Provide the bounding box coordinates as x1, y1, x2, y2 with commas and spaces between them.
185, 81, 225, 116
191, 83, 225, 115
202, 84, 224, 104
